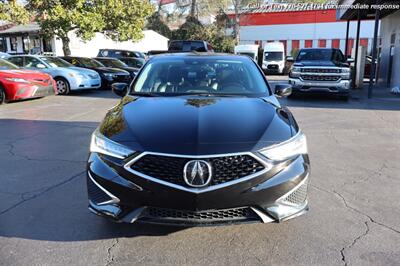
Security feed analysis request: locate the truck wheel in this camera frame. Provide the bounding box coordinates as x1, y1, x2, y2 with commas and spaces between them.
55, 78, 70, 95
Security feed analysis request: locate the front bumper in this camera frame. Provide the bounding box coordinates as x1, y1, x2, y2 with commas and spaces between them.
87, 151, 310, 226
70, 77, 101, 90
4, 81, 55, 101
289, 78, 350, 95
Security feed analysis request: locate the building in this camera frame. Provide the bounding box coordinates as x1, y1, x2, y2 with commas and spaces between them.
338, 0, 400, 95
228, 7, 376, 57
0, 22, 169, 56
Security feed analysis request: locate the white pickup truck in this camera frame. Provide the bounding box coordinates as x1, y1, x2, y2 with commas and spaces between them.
288, 48, 353, 100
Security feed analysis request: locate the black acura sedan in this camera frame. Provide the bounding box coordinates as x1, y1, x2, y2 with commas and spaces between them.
60, 56, 131, 89
94, 57, 139, 79
87, 53, 310, 226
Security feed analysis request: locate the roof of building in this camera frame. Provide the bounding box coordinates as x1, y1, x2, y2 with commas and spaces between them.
0, 22, 41, 36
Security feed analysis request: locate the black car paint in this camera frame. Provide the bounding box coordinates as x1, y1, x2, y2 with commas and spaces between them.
87, 54, 309, 226
94, 57, 139, 79
60, 56, 131, 89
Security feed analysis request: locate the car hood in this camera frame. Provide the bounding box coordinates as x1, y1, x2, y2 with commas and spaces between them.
68, 66, 98, 75
121, 66, 139, 73
294, 60, 348, 67
0, 69, 51, 79
99, 96, 294, 155
96, 67, 130, 74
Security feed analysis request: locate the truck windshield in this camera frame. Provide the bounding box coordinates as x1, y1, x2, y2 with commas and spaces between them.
131, 57, 270, 96
264, 52, 283, 61
296, 49, 345, 62
238, 52, 256, 59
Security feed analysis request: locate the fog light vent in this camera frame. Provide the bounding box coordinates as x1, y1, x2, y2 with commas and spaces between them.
282, 179, 308, 205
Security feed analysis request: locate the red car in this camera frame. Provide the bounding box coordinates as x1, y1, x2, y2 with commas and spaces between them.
0, 59, 56, 104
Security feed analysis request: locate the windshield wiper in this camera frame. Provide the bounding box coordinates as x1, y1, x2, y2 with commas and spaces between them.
130, 92, 160, 97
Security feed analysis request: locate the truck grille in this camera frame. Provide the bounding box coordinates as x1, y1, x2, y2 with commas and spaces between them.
139, 207, 260, 224
129, 154, 265, 187
301, 68, 341, 73
301, 75, 340, 82
267, 64, 279, 70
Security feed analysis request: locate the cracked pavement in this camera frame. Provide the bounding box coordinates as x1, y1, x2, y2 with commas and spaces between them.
0, 87, 399, 266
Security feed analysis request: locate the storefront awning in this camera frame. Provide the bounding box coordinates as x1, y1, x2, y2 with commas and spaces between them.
0, 22, 41, 37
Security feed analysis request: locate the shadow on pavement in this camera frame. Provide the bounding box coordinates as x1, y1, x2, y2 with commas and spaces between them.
0, 119, 185, 241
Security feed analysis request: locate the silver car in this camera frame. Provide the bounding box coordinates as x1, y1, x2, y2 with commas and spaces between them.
8, 55, 101, 94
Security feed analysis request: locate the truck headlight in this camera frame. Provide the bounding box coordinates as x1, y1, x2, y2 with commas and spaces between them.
341, 68, 351, 80
259, 132, 308, 162
90, 129, 134, 159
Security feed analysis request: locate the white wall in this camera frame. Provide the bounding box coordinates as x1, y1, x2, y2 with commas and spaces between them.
55, 30, 169, 57
240, 21, 375, 42
239, 20, 376, 55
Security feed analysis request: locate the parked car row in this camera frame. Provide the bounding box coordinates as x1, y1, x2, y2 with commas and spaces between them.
0, 50, 145, 104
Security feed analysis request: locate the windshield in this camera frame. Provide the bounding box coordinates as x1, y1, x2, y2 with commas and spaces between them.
237, 52, 256, 59
264, 52, 283, 61
99, 59, 127, 68
120, 58, 144, 68
80, 58, 104, 68
131, 57, 270, 96
0, 59, 18, 70
41, 57, 73, 68
296, 49, 345, 62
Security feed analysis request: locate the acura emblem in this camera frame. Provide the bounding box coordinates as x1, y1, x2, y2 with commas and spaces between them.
183, 160, 212, 188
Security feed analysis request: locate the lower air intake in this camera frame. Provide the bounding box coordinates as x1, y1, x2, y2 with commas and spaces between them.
139, 207, 260, 224
281, 179, 308, 206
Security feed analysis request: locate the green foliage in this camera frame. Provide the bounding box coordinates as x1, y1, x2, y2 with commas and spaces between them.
171, 17, 235, 53
0, 0, 30, 24
28, 0, 154, 55
146, 12, 172, 39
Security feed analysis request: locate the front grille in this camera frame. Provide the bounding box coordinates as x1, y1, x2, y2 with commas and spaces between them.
113, 74, 131, 83
282, 179, 308, 205
301, 68, 341, 73
267, 64, 279, 70
301, 75, 340, 82
140, 207, 259, 224
130, 154, 265, 187
87, 177, 112, 204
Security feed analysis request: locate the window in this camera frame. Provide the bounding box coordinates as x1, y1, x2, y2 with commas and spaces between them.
131, 57, 270, 96
10, 37, 18, 52
24, 57, 46, 68
0, 37, 6, 52
8, 57, 24, 67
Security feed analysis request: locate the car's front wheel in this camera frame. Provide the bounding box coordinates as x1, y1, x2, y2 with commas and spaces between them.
55, 78, 70, 95
0, 85, 6, 104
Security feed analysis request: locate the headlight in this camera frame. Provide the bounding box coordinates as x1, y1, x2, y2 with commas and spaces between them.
90, 129, 134, 159
103, 73, 114, 80
5, 78, 30, 83
341, 68, 351, 80
69, 72, 85, 78
341, 68, 350, 73
291, 67, 301, 73
259, 132, 307, 162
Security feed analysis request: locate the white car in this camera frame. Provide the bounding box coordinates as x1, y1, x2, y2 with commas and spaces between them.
0, 52, 10, 59
8, 55, 101, 95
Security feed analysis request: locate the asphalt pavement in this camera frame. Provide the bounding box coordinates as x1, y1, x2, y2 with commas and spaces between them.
1, 82, 400, 266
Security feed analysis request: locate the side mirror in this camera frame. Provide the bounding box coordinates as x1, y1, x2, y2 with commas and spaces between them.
347, 58, 355, 63
112, 83, 128, 97
274, 84, 292, 97
286, 56, 294, 62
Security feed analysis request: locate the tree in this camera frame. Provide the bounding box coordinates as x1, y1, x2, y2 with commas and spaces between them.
28, 0, 154, 56
0, 0, 30, 24
146, 12, 172, 38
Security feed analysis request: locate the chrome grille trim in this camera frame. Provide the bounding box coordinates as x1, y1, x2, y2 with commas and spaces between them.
124, 151, 273, 194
